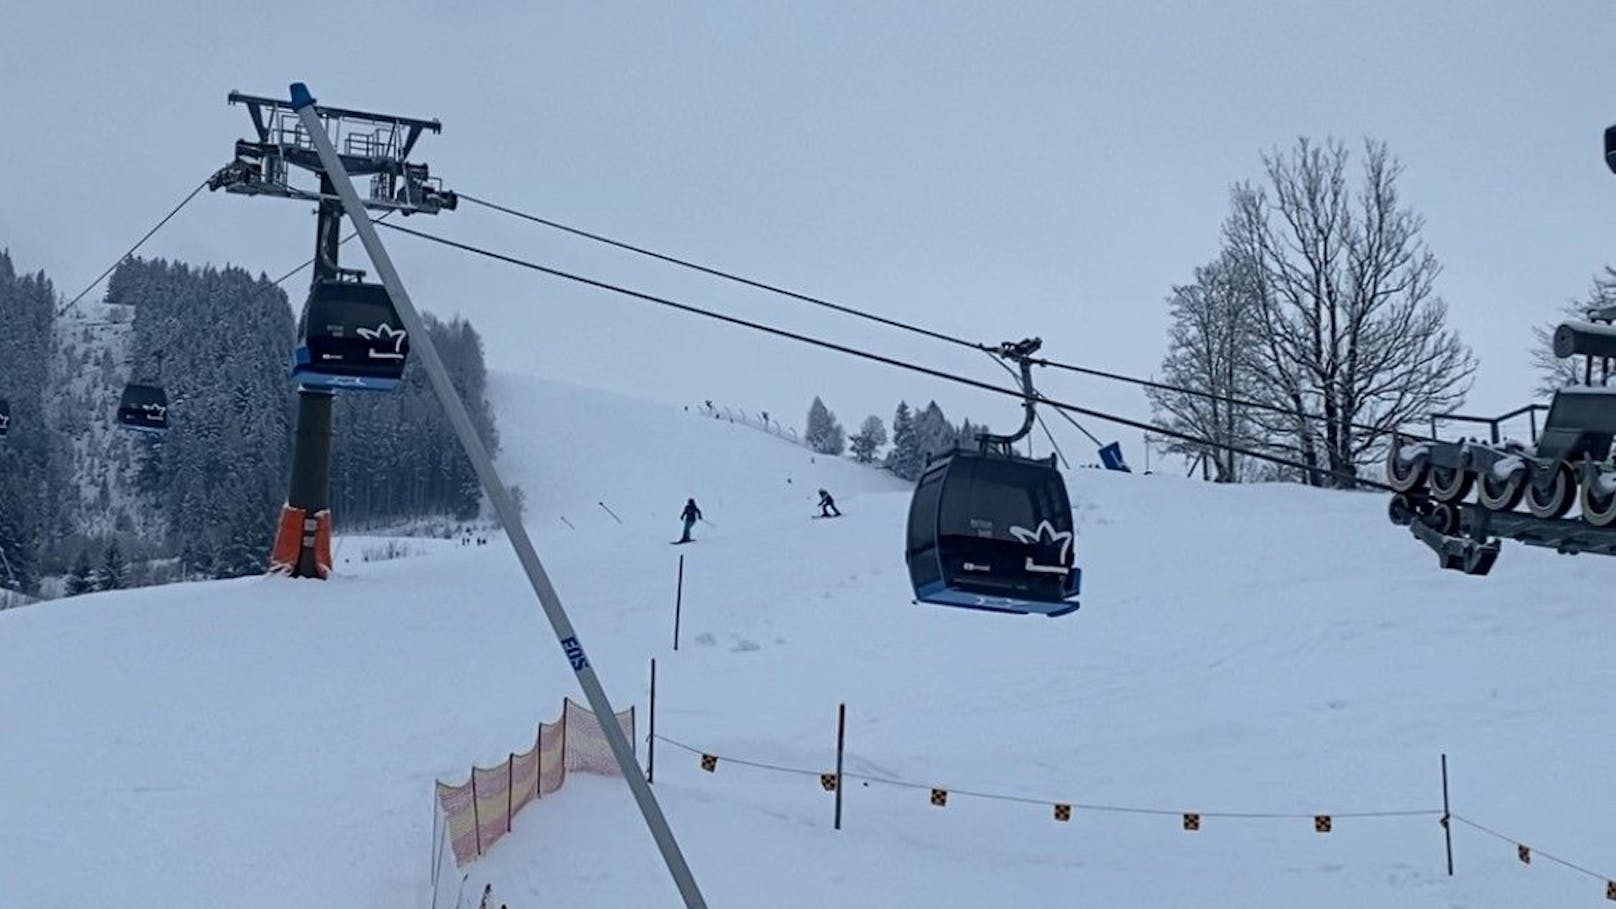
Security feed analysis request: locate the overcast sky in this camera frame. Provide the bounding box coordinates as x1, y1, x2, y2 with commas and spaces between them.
4, 1, 1614, 463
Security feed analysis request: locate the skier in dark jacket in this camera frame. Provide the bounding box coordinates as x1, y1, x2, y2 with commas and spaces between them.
817, 488, 841, 518
679, 498, 703, 542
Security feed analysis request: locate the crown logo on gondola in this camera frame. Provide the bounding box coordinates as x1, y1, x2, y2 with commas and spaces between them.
357, 322, 407, 359
1009, 520, 1073, 574
141, 404, 168, 420
0, 414, 9, 430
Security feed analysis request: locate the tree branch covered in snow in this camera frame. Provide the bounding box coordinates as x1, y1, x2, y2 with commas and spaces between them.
1195, 137, 1476, 486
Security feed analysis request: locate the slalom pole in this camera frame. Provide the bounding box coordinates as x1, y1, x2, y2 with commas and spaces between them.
288, 82, 707, 908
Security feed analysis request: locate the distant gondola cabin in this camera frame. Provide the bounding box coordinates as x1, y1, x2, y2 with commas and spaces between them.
116, 384, 169, 433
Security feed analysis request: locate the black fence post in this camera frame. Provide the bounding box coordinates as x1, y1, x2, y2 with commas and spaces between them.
470, 772, 482, 857
1441, 753, 1454, 876
649, 658, 657, 784
673, 555, 685, 651
834, 703, 846, 830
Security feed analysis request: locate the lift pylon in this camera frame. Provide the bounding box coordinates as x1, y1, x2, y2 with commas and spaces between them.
210, 90, 456, 578
286, 80, 708, 907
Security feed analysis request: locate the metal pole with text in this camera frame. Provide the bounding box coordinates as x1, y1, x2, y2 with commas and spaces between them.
288, 81, 707, 908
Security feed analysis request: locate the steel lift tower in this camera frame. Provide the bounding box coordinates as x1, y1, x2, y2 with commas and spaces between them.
282, 81, 707, 905
208, 92, 456, 577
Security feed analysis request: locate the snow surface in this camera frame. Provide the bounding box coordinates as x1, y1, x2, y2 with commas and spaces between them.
6, 370, 1616, 908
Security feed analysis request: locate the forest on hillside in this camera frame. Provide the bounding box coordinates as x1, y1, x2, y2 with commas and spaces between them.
0, 252, 499, 596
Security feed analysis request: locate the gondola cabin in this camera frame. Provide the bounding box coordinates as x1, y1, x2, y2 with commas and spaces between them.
116, 383, 169, 433
291, 279, 409, 392
0, 398, 9, 438
906, 449, 1081, 617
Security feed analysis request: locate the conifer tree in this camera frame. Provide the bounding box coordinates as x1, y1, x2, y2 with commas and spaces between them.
99, 540, 126, 591
805, 396, 846, 455
886, 402, 922, 480
66, 550, 95, 596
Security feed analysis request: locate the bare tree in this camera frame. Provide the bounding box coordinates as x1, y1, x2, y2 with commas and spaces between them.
1147, 251, 1262, 482
1223, 137, 1475, 487
1531, 267, 1616, 398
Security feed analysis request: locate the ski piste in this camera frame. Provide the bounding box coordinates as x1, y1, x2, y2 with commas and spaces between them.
9, 57, 1616, 909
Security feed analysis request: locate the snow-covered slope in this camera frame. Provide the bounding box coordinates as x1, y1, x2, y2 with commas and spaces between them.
5, 371, 1616, 908
488, 372, 900, 529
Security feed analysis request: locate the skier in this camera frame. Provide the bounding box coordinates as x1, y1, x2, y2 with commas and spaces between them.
678, 498, 703, 543
817, 488, 841, 518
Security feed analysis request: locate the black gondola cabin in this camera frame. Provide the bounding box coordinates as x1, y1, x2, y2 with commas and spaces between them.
291, 279, 408, 392
116, 384, 169, 433
906, 449, 1081, 617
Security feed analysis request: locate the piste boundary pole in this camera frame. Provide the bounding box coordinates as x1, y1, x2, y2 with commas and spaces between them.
288, 82, 707, 908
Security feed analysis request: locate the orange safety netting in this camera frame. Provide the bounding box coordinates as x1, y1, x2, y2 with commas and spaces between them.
511, 746, 540, 817
539, 719, 565, 797
435, 778, 478, 866
564, 697, 635, 776
473, 762, 511, 851
435, 699, 636, 866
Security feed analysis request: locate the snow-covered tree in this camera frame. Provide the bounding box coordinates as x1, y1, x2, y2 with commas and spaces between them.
957, 418, 978, 447
0, 250, 64, 593
885, 402, 923, 480
1147, 251, 1263, 483
99, 540, 126, 591
1531, 267, 1616, 398
825, 422, 846, 456
1223, 137, 1474, 487
65, 550, 95, 596
849, 415, 887, 463
914, 401, 957, 462
805, 396, 846, 455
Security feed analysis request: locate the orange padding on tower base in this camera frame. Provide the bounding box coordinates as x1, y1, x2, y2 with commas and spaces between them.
268, 504, 333, 579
